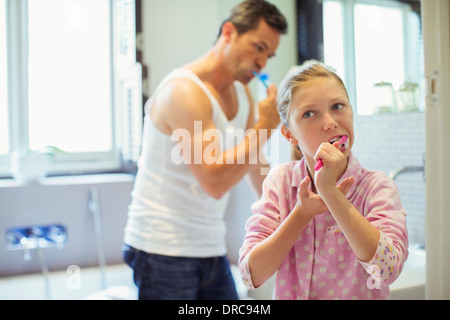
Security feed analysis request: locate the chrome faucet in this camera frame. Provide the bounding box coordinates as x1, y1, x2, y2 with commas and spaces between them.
389, 153, 425, 181
5, 224, 67, 300
19, 237, 32, 261
389, 165, 425, 181
6, 224, 67, 258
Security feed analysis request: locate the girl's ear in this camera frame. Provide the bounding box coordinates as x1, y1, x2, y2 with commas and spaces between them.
280, 125, 298, 146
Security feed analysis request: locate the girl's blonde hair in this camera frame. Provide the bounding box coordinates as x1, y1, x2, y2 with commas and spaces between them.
277, 61, 349, 160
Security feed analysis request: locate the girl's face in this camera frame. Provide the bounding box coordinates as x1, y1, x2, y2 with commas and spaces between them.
282, 77, 354, 171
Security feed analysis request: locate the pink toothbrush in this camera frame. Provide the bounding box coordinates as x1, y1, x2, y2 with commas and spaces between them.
314, 135, 348, 171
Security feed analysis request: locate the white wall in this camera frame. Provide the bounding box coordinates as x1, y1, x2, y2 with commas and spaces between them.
141, 0, 219, 94
141, 0, 298, 96
352, 113, 425, 245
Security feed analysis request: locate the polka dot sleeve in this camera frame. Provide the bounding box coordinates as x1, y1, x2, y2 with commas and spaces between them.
239, 253, 256, 290
358, 232, 407, 285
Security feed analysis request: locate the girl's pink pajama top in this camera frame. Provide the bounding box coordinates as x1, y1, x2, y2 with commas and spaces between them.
239, 153, 408, 300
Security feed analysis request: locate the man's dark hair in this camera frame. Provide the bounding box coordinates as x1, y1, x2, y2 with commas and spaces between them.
218, 0, 288, 38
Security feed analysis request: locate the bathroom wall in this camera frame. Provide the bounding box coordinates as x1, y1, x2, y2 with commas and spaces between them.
352, 112, 426, 245
0, 174, 134, 277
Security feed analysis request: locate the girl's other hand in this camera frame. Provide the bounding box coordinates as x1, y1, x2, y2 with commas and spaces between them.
296, 175, 354, 220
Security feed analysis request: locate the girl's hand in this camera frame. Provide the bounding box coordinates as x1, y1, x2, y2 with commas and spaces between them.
295, 175, 354, 220
314, 141, 348, 194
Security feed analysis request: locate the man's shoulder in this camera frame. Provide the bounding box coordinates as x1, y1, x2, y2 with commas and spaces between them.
150, 74, 213, 131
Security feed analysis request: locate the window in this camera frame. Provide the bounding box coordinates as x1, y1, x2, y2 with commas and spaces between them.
323, 0, 423, 115
323, 0, 426, 248
0, 0, 142, 177
28, 0, 113, 153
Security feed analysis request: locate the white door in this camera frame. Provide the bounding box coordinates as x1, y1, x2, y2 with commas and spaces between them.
422, 0, 450, 300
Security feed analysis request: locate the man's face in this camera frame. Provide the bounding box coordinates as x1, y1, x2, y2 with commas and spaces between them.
226, 19, 281, 84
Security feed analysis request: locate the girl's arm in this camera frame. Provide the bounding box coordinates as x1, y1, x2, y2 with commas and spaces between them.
314, 142, 380, 262
319, 186, 380, 262
314, 142, 408, 284
246, 198, 310, 288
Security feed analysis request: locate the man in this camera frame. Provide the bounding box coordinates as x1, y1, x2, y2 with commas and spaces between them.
123, 0, 287, 300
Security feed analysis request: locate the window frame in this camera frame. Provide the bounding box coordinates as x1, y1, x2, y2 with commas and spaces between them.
323, 0, 422, 115
0, 0, 141, 178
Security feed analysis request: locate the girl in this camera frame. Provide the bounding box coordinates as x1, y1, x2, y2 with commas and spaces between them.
238, 62, 408, 300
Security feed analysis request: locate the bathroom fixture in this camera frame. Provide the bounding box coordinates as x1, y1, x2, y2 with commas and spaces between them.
88, 186, 107, 289
389, 165, 425, 181
5, 224, 67, 299
6, 224, 67, 253
390, 153, 425, 181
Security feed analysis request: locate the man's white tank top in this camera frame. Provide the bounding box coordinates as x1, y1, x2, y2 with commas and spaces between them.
124, 68, 250, 257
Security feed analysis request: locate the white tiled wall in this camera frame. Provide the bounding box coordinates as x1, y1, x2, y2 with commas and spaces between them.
352, 112, 425, 245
